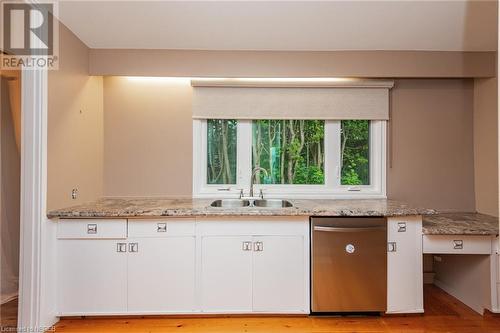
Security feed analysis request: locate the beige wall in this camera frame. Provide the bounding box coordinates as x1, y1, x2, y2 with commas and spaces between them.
473, 78, 498, 216
89, 50, 496, 78
388, 79, 475, 211
103, 77, 192, 197
47, 24, 104, 210
1, 73, 21, 301
103, 77, 476, 211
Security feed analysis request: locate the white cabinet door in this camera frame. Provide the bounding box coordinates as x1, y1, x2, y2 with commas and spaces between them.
58, 240, 127, 315
201, 236, 253, 312
387, 216, 423, 314
128, 237, 196, 313
252, 236, 306, 312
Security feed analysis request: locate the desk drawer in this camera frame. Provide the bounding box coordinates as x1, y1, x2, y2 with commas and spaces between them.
423, 235, 492, 255
57, 219, 127, 239
128, 218, 195, 237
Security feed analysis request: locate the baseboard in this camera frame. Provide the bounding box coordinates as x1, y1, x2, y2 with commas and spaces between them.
385, 309, 424, 315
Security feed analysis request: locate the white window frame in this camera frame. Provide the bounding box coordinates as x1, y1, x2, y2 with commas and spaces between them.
193, 119, 386, 199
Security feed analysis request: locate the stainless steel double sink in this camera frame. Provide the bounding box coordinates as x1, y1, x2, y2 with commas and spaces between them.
210, 199, 293, 208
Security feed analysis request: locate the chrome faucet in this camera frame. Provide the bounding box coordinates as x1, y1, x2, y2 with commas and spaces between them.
250, 167, 268, 198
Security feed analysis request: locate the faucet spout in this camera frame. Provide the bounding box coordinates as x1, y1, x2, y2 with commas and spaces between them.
250, 167, 268, 198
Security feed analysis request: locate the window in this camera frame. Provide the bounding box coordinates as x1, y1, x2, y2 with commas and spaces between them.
194, 119, 385, 198
252, 120, 325, 185
341, 120, 370, 185
207, 119, 237, 184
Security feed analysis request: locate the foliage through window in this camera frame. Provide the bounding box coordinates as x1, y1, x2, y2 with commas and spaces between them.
252, 120, 324, 184
207, 119, 237, 184
341, 120, 370, 185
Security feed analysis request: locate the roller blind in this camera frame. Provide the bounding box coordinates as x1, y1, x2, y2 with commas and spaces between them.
191, 80, 393, 120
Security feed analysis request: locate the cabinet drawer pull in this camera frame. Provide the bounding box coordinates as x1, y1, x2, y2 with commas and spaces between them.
388, 242, 397, 252
253, 241, 263, 252
453, 240, 463, 250
242, 241, 252, 251
116, 243, 127, 253
157, 223, 167, 233
87, 223, 98, 234
129, 243, 139, 253
397, 222, 406, 232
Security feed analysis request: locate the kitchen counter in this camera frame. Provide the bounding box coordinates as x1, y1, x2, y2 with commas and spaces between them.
47, 198, 436, 219
422, 212, 499, 236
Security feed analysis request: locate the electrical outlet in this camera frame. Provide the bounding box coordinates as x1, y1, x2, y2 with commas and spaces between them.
71, 188, 78, 200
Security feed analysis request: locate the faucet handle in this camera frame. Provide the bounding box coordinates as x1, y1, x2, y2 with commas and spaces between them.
259, 189, 264, 199
238, 189, 244, 199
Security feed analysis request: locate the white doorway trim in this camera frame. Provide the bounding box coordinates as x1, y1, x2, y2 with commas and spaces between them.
18, 67, 56, 330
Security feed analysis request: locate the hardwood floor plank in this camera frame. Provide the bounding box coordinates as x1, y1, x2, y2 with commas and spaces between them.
0, 298, 18, 330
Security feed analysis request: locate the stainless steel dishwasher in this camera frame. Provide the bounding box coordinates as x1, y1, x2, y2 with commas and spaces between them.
311, 217, 387, 313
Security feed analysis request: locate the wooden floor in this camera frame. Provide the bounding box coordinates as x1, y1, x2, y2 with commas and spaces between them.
0, 298, 18, 331
3, 286, 500, 332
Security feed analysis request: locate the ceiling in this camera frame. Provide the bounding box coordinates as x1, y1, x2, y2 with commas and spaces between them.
58, 0, 498, 51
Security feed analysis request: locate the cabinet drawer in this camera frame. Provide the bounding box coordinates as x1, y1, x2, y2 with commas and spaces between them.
57, 219, 127, 239
423, 235, 492, 255
128, 218, 195, 237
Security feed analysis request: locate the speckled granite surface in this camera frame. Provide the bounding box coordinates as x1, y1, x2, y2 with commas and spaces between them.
47, 198, 436, 219
423, 213, 499, 236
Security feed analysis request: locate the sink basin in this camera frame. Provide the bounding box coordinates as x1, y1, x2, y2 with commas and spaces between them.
210, 199, 293, 208
210, 199, 251, 208
253, 199, 293, 208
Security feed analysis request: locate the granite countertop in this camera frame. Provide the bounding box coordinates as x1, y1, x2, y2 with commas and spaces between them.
422, 212, 499, 236
47, 198, 436, 219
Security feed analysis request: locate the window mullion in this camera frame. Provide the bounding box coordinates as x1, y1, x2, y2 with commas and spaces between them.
193, 119, 205, 195
237, 120, 252, 194
325, 120, 341, 190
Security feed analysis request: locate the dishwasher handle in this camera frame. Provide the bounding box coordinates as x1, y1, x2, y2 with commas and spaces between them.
313, 225, 386, 233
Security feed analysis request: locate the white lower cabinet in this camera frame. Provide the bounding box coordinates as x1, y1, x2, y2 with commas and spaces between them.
58, 239, 128, 315
253, 236, 305, 312
200, 235, 306, 313
128, 237, 196, 313
201, 236, 253, 312
56, 217, 310, 315
386, 216, 423, 314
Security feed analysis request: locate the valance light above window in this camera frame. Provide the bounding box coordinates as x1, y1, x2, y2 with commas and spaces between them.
191, 79, 394, 120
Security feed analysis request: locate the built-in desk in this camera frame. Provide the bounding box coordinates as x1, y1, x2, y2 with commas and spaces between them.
422, 212, 499, 314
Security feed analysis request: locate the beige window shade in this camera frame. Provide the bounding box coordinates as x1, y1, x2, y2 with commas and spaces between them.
192, 80, 393, 120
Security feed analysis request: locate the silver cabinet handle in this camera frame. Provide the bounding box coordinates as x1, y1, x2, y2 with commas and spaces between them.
253, 241, 263, 252
453, 240, 463, 250
116, 243, 127, 253
388, 242, 397, 252
87, 223, 97, 234
157, 223, 167, 233
129, 243, 139, 253
314, 226, 385, 233
242, 241, 252, 251
397, 222, 407, 232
